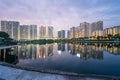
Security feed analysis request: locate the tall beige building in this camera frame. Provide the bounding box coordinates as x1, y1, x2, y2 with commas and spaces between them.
75, 27, 79, 38
20, 25, 30, 40
80, 22, 90, 38
112, 26, 120, 35
103, 26, 120, 36
39, 26, 46, 39
70, 27, 76, 39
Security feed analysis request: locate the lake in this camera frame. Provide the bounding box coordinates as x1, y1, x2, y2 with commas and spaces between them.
0, 42, 120, 76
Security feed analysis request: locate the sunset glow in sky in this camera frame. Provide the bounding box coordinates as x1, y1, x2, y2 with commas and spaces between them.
0, 0, 120, 35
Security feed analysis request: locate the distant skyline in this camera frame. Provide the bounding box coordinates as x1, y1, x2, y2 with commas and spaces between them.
0, 0, 120, 36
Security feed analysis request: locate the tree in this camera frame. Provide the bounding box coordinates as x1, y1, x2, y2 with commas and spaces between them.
107, 34, 113, 40
114, 34, 120, 40
114, 34, 120, 37
0, 31, 9, 39
0, 31, 13, 44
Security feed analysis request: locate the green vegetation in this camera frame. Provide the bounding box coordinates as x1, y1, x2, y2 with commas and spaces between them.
69, 34, 120, 42
30, 34, 120, 44
0, 31, 15, 45
33, 39, 54, 44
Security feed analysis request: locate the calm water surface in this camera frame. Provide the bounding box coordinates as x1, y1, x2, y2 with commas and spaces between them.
0, 43, 120, 76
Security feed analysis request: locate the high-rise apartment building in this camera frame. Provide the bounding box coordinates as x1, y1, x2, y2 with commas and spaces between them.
20, 25, 30, 40
0, 21, 19, 40
80, 22, 90, 38
30, 25, 37, 40
58, 31, 61, 38
70, 27, 76, 39
103, 26, 120, 36
39, 26, 46, 39
91, 21, 103, 37
75, 27, 79, 38
67, 30, 70, 39
103, 29, 108, 37
58, 30, 65, 39
48, 26, 53, 38
112, 26, 120, 35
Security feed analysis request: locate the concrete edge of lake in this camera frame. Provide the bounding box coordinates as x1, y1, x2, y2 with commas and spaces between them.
0, 62, 120, 80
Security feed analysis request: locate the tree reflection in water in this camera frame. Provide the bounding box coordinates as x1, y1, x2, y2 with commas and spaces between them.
0, 42, 120, 64
0, 47, 18, 64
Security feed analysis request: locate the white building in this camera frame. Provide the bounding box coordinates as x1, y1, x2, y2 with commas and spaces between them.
0, 21, 19, 40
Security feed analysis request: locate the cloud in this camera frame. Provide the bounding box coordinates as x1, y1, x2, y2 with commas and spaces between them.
0, 0, 120, 36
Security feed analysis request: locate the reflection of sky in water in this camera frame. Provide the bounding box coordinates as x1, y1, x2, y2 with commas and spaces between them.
0, 43, 120, 76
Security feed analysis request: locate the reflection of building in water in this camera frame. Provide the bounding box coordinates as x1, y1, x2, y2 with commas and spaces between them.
0, 47, 18, 64
90, 48, 103, 60
90, 44, 104, 60
18, 45, 29, 59
79, 45, 90, 60
58, 43, 65, 52
30, 44, 37, 60
67, 44, 71, 51
37, 45, 47, 58
69, 44, 104, 60
48, 44, 53, 56
70, 44, 77, 55
107, 46, 120, 55
92, 43, 104, 51
37, 44, 54, 58
18, 44, 37, 60
18, 45, 27, 59
102, 43, 120, 55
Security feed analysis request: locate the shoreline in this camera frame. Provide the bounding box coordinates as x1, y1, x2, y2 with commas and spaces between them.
0, 40, 120, 46
0, 62, 119, 79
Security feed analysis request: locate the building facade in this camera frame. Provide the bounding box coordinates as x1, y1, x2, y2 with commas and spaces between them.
30, 25, 37, 40
75, 27, 79, 38
70, 27, 76, 39
103, 26, 120, 36
0, 21, 19, 40
80, 22, 90, 38
48, 26, 53, 38
39, 26, 46, 39
58, 30, 65, 39
20, 25, 30, 40
67, 30, 70, 39
91, 21, 103, 37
